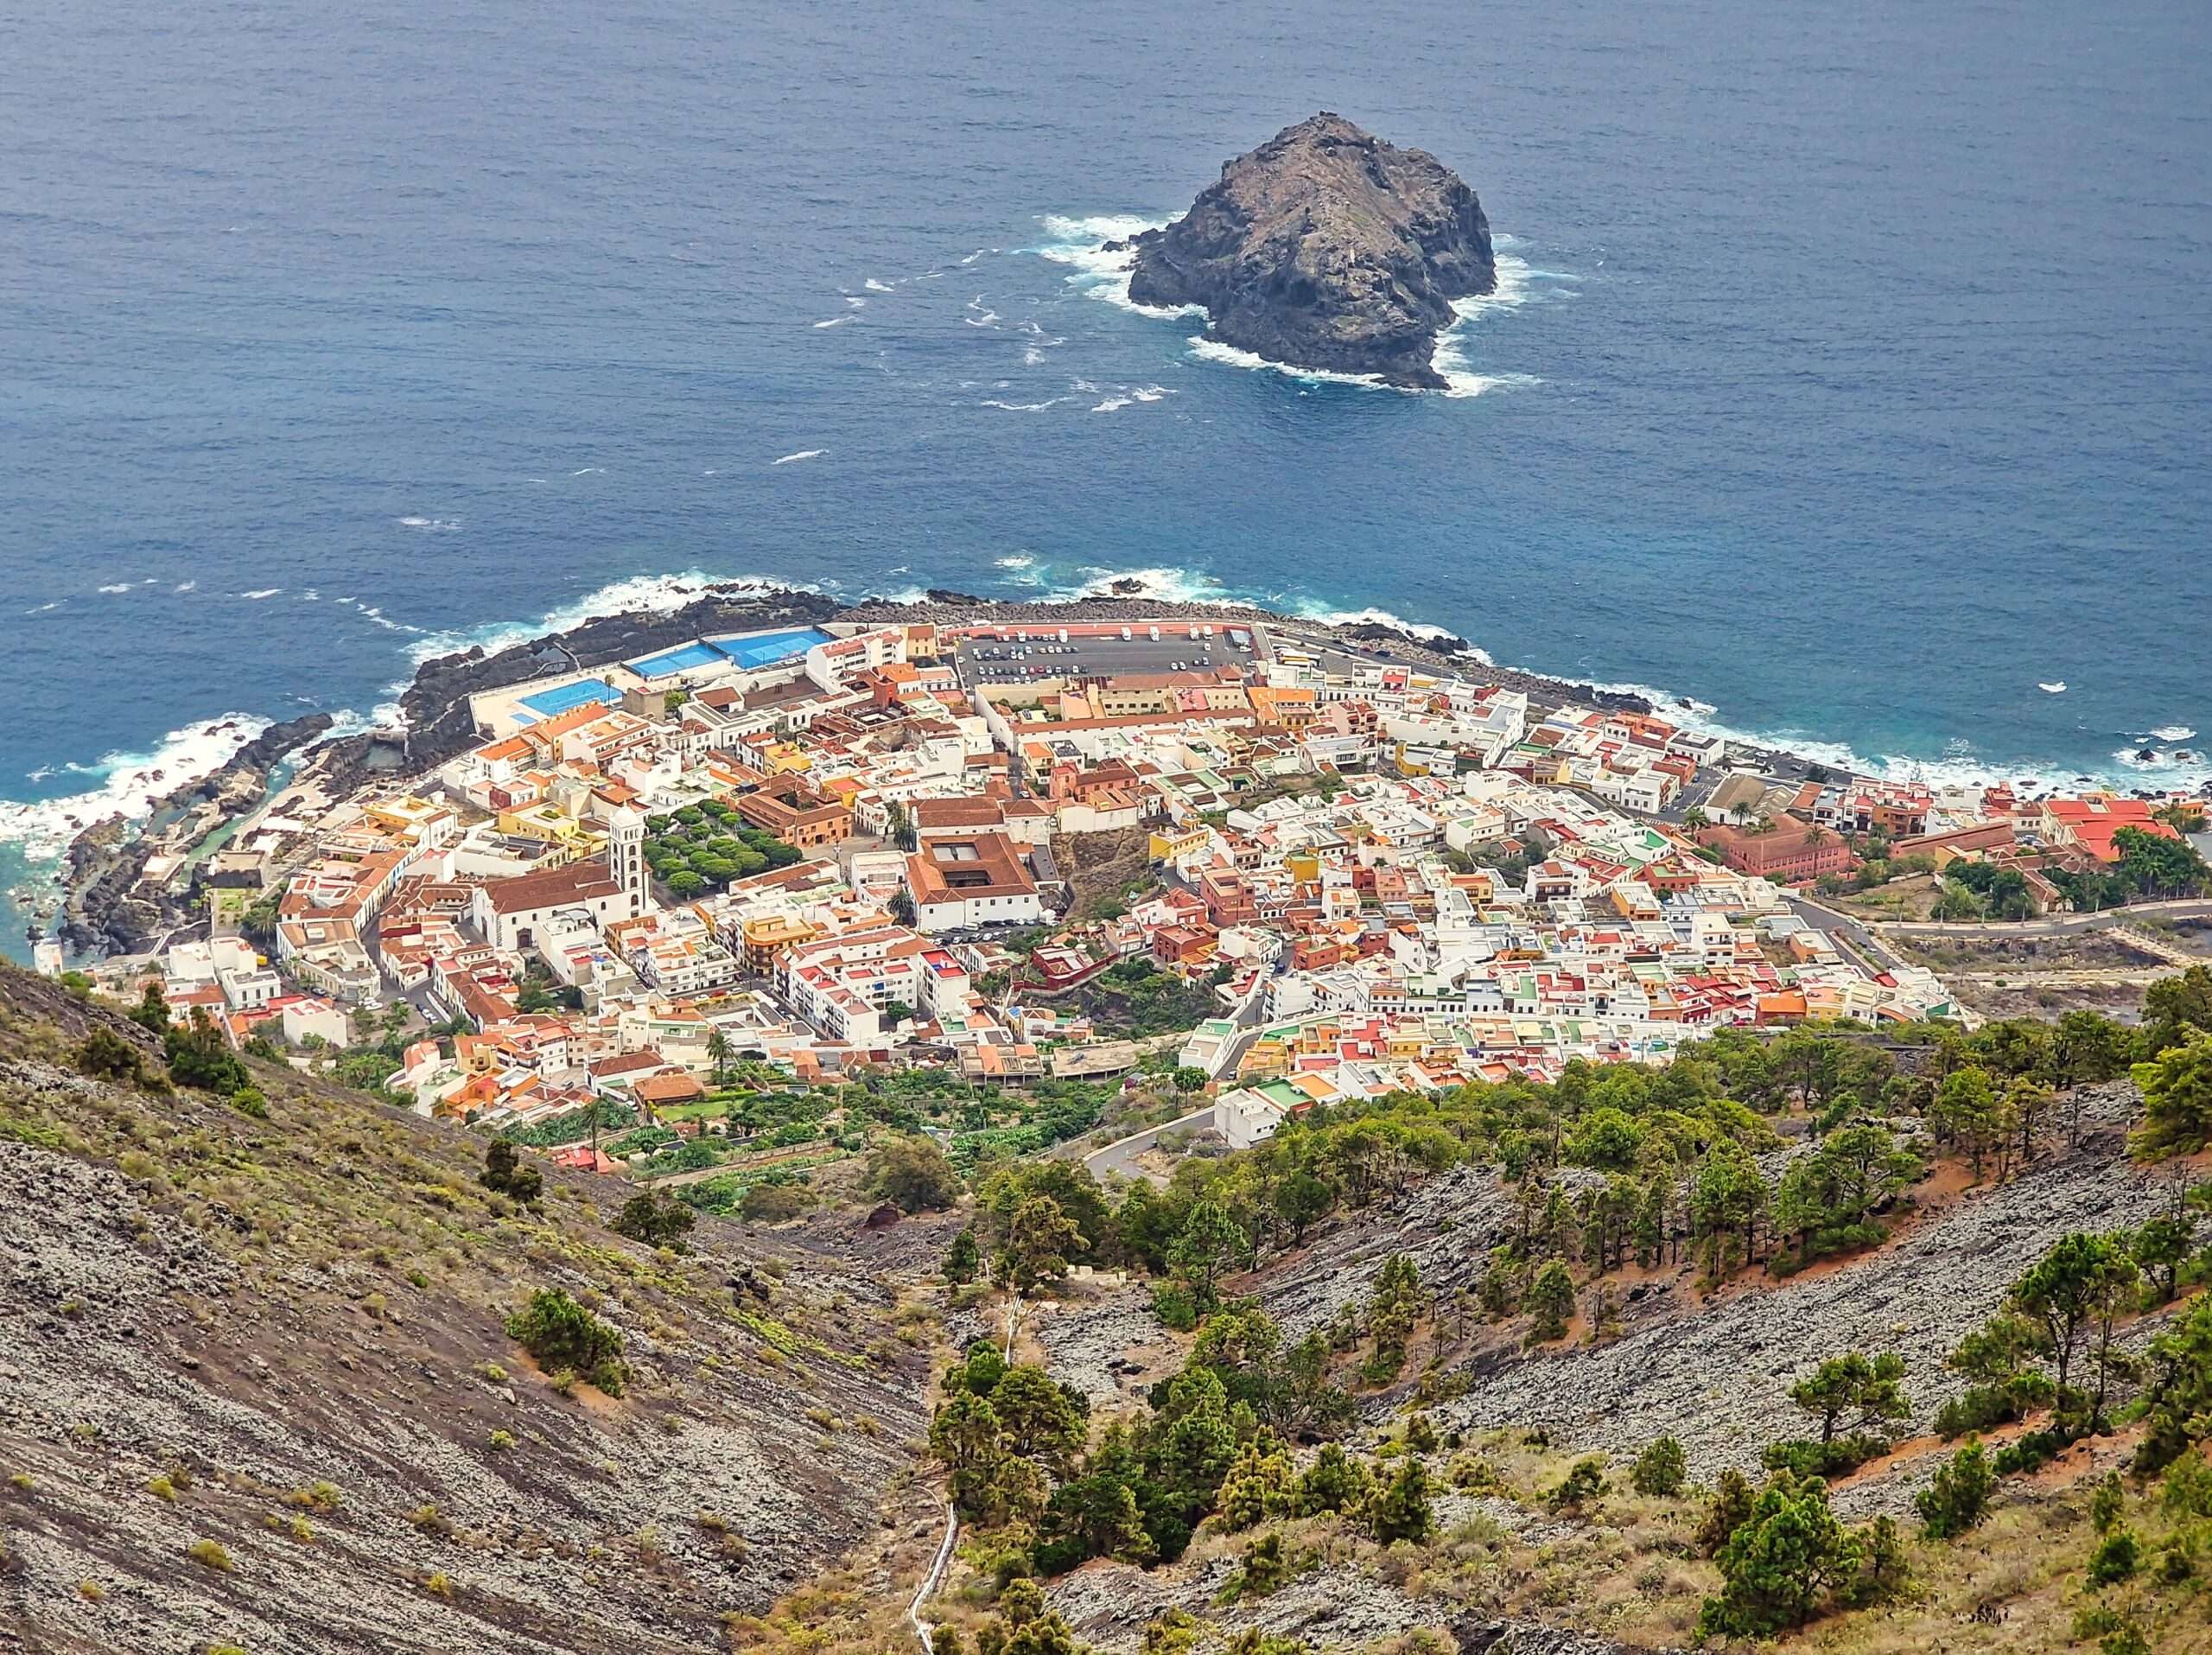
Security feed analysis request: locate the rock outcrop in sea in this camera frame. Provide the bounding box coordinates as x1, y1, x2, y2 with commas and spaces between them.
1122, 111, 1496, 390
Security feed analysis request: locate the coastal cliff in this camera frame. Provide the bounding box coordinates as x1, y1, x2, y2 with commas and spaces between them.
1123, 112, 1495, 389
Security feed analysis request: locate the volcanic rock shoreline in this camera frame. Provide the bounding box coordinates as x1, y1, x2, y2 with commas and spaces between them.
1120, 112, 1497, 389
45, 578, 1678, 961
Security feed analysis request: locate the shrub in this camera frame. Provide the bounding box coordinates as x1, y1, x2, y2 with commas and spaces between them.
229, 1086, 269, 1120
1761, 1435, 1888, 1481
2089, 1472, 2125, 1535
1547, 1457, 1610, 1515
163, 1009, 249, 1093
75, 1027, 143, 1083
1631, 1436, 1688, 1497
186, 1539, 232, 1572
505, 1289, 629, 1396
1916, 1438, 1994, 1539
612, 1192, 695, 1253
1695, 1468, 1757, 1556
741, 1182, 813, 1223
1699, 1474, 1859, 1637
1150, 1281, 1199, 1332
1933, 1376, 2051, 1440
1367, 1458, 1435, 1544
147, 1474, 178, 1503
2087, 1527, 2141, 1587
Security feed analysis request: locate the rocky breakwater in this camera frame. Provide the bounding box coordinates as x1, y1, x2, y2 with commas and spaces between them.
1120, 111, 1496, 390
55, 712, 333, 958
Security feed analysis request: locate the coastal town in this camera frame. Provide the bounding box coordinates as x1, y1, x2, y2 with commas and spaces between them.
59, 604, 2212, 1186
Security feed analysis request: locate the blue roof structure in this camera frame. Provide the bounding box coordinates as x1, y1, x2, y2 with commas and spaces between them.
517, 678, 622, 720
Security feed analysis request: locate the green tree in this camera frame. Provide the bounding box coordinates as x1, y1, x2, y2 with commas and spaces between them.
480, 1137, 543, 1203
944, 1227, 982, 1285
1690, 1141, 1768, 1277
2055, 1009, 2136, 1089
2132, 1033, 2212, 1162
1631, 1435, 1688, 1498
505, 1289, 628, 1394
2133, 1292, 2212, 1475
2141, 966, 2212, 1057
1699, 1473, 1863, 1637
1215, 1432, 1300, 1530
1524, 1259, 1575, 1345
612, 1190, 696, 1252
2009, 1231, 2139, 1418
1915, 1437, 1994, 1539
1272, 1173, 1334, 1244
1166, 1200, 1245, 1311
867, 1134, 963, 1213
1366, 1456, 1434, 1544
995, 1195, 1083, 1294
1171, 1066, 1209, 1096
1932, 1066, 2003, 1181
1695, 1467, 1757, 1556
1298, 1443, 1371, 1516
76, 1026, 143, 1083
1789, 1352, 1910, 1446
162, 1006, 249, 1093
988, 1365, 1089, 1472
706, 1028, 734, 1085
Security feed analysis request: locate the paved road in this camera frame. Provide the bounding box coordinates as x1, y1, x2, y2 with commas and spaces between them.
1082, 1105, 1218, 1185
1785, 894, 1905, 975
1875, 898, 2212, 939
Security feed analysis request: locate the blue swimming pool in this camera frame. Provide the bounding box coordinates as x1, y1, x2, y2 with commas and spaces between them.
710, 627, 835, 669
517, 678, 622, 719
626, 641, 727, 679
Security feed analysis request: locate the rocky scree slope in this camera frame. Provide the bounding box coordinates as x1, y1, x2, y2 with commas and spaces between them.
1240, 1085, 2168, 1510
0, 965, 926, 1655
1123, 112, 1496, 389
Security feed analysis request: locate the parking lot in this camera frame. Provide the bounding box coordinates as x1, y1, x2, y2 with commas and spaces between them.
953, 627, 1255, 687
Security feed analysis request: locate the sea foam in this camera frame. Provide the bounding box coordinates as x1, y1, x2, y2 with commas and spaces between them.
0, 715, 275, 858
404, 571, 817, 668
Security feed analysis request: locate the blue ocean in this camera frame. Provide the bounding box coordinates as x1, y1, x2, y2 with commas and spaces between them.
4, 0, 2209, 956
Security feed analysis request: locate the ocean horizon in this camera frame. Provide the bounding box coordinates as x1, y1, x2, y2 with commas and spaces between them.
4, 0, 2209, 957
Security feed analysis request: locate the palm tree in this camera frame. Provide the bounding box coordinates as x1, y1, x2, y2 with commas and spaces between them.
706, 1028, 734, 1087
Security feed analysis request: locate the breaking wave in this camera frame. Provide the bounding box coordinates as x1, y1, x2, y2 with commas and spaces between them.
0, 715, 275, 858
404, 570, 817, 667
1033, 213, 1204, 317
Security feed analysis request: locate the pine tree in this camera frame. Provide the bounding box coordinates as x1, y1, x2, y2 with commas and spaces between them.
1366, 1456, 1434, 1544
1525, 1259, 1575, 1345
1699, 1473, 1863, 1637
1915, 1437, 1993, 1539
1631, 1435, 1688, 1497
944, 1227, 982, 1285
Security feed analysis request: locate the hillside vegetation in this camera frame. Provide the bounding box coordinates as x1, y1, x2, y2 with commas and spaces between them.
863, 1010, 2212, 1655
0, 964, 932, 1655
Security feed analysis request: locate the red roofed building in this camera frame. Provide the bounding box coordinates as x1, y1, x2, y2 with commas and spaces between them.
2038, 796, 2181, 864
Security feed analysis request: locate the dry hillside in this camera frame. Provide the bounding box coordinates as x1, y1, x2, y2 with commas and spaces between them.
0, 965, 933, 1655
